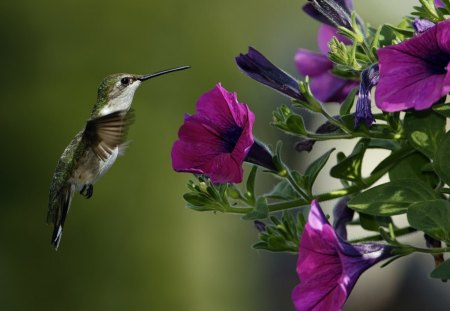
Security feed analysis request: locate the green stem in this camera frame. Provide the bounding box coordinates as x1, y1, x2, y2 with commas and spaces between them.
223, 140, 411, 215
319, 106, 352, 135
268, 146, 411, 212
350, 227, 417, 243
285, 170, 310, 201
413, 246, 450, 254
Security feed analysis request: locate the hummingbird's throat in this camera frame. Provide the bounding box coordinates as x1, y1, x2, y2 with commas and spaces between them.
99, 81, 141, 116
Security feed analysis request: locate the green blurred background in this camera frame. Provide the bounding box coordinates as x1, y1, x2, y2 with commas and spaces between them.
2, 0, 450, 310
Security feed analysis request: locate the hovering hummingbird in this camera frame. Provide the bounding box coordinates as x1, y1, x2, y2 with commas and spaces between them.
47, 66, 189, 250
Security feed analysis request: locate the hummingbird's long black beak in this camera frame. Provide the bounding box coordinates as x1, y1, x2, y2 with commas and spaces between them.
139, 66, 190, 81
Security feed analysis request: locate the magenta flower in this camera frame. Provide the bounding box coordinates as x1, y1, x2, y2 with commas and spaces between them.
171, 84, 254, 183
295, 24, 358, 103
292, 200, 394, 311
375, 19, 450, 112
172, 84, 275, 184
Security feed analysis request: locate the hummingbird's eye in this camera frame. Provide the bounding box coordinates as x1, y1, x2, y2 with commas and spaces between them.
120, 77, 130, 85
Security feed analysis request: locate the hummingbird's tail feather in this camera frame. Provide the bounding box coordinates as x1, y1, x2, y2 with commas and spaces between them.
49, 183, 75, 250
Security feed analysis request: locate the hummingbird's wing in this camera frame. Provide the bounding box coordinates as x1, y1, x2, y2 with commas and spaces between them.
83, 109, 134, 161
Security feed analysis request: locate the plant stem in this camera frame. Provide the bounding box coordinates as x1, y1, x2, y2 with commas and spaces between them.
413, 246, 450, 254
350, 227, 417, 243
319, 106, 352, 135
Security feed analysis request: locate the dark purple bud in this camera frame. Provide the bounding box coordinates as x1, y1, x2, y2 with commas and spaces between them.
306, 0, 352, 29
332, 197, 353, 240
355, 63, 379, 128
295, 139, 316, 152
236, 47, 305, 101
244, 139, 277, 172
254, 220, 267, 232
412, 18, 435, 34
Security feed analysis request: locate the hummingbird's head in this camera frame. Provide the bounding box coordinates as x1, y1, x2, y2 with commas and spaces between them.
91, 66, 190, 117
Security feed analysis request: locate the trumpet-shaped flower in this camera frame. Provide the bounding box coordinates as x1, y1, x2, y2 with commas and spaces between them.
171, 84, 255, 183
292, 200, 395, 311
375, 19, 450, 112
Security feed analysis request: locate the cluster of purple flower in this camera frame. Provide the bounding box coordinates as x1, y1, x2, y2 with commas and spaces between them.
171, 0, 450, 310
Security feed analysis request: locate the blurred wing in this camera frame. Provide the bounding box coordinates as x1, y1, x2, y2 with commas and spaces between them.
84, 109, 134, 161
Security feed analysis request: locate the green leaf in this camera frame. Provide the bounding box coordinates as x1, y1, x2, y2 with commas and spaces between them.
242, 197, 269, 220
407, 199, 450, 243
339, 88, 358, 115
359, 213, 392, 232
432, 101, 450, 117
389, 152, 438, 187
184, 193, 221, 212
286, 114, 307, 135
431, 259, 450, 280
434, 131, 450, 185
330, 139, 369, 183
348, 179, 438, 216
383, 23, 414, 37
403, 110, 445, 159
265, 180, 300, 201
367, 139, 401, 151
304, 148, 335, 194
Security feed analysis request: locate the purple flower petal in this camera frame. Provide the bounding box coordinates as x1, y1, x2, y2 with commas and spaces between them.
310, 71, 358, 103
375, 19, 450, 112
292, 200, 394, 311
435, 0, 444, 8
412, 18, 435, 34
355, 64, 379, 127
294, 25, 357, 103
332, 197, 353, 240
171, 84, 255, 183
295, 49, 332, 76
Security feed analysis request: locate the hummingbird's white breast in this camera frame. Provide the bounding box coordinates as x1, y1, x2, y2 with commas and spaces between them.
70, 146, 120, 191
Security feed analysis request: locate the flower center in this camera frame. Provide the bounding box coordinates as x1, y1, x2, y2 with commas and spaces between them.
427, 53, 450, 74
222, 126, 243, 152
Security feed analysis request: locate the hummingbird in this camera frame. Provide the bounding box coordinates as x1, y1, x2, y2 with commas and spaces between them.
47, 66, 189, 250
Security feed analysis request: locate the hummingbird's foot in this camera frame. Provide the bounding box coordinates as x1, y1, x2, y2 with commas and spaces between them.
80, 184, 94, 199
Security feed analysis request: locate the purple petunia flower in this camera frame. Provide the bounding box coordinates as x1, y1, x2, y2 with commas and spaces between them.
435, 0, 444, 8
292, 200, 394, 311
295, 24, 358, 103
375, 19, 450, 112
172, 84, 276, 184
171, 83, 255, 183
